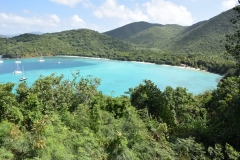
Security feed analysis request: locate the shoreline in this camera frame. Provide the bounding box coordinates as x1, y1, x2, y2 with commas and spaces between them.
65, 55, 211, 74
2, 55, 219, 75
161, 64, 206, 72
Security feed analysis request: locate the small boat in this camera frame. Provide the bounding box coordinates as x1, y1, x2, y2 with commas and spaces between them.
19, 67, 27, 81
39, 55, 44, 62
13, 63, 22, 74
15, 58, 21, 64
0, 55, 3, 63
57, 62, 61, 64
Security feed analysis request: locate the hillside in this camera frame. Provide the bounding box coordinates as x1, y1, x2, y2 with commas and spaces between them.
104, 21, 162, 40
104, 8, 237, 54
170, 9, 236, 54
0, 29, 138, 58
126, 25, 186, 49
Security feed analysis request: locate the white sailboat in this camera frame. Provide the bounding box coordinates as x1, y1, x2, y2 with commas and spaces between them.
39, 54, 44, 62
13, 63, 22, 74
15, 58, 21, 64
0, 56, 3, 63
19, 67, 27, 81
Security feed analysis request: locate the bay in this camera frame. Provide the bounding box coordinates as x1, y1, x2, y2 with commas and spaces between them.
0, 56, 221, 96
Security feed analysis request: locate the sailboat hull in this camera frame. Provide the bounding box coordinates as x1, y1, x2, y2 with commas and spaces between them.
13, 71, 22, 74
19, 77, 27, 81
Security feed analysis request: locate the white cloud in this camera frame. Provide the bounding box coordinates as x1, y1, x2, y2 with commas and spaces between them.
49, 0, 92, 7
70, 15, 85, 27
49, 14, 61, 23
221, 0, 236, 11
0, 13, 62, 34
93, 0, 193, 26
143, 0, 193, 26
93, 0, 149, 25
0, 13, 61, 27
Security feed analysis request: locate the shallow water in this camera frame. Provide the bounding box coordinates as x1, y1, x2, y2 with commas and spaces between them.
0, 56, 221, 96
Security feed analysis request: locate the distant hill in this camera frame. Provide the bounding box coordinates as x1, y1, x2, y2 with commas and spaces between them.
0, 34, 9, 38
104, 8, 237, 54
126, 25, 186, 49
104, 21, 162, 40
0, 29, 138, 58
28, 32, 43, 35
170, 9, 236, 54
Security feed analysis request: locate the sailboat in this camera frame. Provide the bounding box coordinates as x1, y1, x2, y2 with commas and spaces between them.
13, 63, 22, 74
19, 67, 27, 81
15, 58, 21, 64
39, 54, 44, 62
0, 57, 3, 63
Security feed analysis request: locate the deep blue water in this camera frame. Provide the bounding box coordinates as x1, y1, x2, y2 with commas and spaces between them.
0, 56, 222, 96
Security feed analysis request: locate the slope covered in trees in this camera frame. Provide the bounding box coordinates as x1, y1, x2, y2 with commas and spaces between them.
0, 29, 138, 58
126, 25, 186, 50
104, 21, 163, 40
105, 8, 236, 54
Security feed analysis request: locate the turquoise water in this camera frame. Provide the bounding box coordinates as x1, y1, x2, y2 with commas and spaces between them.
0, 56, 221, 96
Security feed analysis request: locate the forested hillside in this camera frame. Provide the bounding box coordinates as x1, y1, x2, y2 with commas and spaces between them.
105, 8, 236, 54
104, 21, 163, 40
126, 25, 186, 49
170, 8, 236, 54
0, 29, 137, 58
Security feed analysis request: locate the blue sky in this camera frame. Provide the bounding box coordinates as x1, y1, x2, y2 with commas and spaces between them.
0, 0, 237, 35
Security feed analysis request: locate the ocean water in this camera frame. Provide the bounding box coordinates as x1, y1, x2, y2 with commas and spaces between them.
0, 56, 221, 96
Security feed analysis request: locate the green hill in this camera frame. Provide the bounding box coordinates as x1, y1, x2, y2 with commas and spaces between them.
104, 21, 162, 40
104, 8, 237, 54
126, 25, 186, 50
170, 9, 236, 54
0, 29, 138, 58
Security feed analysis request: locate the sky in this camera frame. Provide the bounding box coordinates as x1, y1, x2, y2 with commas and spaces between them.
0, 0, 238, 35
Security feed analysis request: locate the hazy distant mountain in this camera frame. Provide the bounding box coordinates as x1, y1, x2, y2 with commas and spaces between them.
0, 34, 9, 38
28, 32, 43, 35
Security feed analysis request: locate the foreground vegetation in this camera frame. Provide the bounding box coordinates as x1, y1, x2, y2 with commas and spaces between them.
0, 72, 240, 159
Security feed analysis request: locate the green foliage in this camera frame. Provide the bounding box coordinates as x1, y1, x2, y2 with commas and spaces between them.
225, 6, 240, 76
127, 25, 186, 50
173, 137, 206, 160
225, 143, 240, 160
205, 76, 240, 148
0, 72, 239, 159
208, 144, 224, 160
129, 80, 207, 140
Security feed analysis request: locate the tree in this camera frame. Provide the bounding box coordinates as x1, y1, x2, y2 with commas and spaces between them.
225, 6, 240, 76
206, 76, 240, 150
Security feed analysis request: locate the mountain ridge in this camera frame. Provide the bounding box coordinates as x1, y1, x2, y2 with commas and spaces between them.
104, 8, 237, 54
